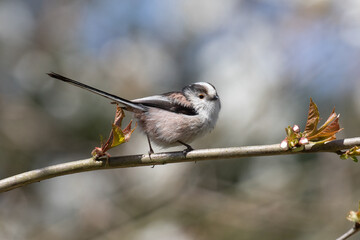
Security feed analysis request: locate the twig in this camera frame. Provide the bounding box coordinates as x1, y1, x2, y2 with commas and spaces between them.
337, 223, 360, 240
1, 137, 360, 193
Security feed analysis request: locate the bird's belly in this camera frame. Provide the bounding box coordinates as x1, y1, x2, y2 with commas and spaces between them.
135, 108, 211, 147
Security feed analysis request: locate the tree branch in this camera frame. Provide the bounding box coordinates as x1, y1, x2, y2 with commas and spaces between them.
337, 223, 360, 240
1, 137, 360, 193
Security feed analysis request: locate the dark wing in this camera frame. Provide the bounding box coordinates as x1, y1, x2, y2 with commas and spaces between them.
132, 92, 197, 115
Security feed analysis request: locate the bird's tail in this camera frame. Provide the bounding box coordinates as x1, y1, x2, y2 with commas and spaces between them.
47, 72, 146, 111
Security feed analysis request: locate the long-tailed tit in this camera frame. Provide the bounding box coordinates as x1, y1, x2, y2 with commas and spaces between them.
48, 72, 221, 153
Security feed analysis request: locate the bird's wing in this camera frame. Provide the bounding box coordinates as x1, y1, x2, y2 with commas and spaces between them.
132, 93, 197, 115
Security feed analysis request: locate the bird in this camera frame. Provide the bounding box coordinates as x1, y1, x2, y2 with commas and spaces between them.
48, 72, 221, 153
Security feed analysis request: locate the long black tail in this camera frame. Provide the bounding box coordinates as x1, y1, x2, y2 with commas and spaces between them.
47, 72, 146, 111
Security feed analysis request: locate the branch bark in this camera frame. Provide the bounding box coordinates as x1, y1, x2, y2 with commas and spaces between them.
1, 137, 360, 193
337, 223, 360, 240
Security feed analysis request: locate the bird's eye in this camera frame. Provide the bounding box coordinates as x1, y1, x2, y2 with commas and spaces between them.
199, 94, 205, 99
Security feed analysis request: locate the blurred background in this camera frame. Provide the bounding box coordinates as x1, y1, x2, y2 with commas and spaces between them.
1, 0, 360, 239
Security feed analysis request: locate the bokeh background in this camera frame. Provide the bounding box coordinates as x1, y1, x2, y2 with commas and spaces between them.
1, 0, 360, 239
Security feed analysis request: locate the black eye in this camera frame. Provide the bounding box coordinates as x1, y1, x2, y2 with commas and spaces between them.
199, 94, 205, 99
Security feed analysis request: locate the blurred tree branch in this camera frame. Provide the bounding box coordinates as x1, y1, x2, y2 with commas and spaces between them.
337, 223, 360, 240
1, 137, 360, 193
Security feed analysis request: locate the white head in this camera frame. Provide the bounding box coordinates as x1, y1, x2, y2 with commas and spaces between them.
183, 82, 221, 124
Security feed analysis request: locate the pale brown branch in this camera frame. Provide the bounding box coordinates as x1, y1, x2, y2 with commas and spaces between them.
337, 223, 360, 240
1, 137, 360, 193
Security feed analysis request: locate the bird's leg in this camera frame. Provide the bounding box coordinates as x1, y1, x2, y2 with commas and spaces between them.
147, 135, 156, 167
147, 135, 154, 155
178, 141, 194, 153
